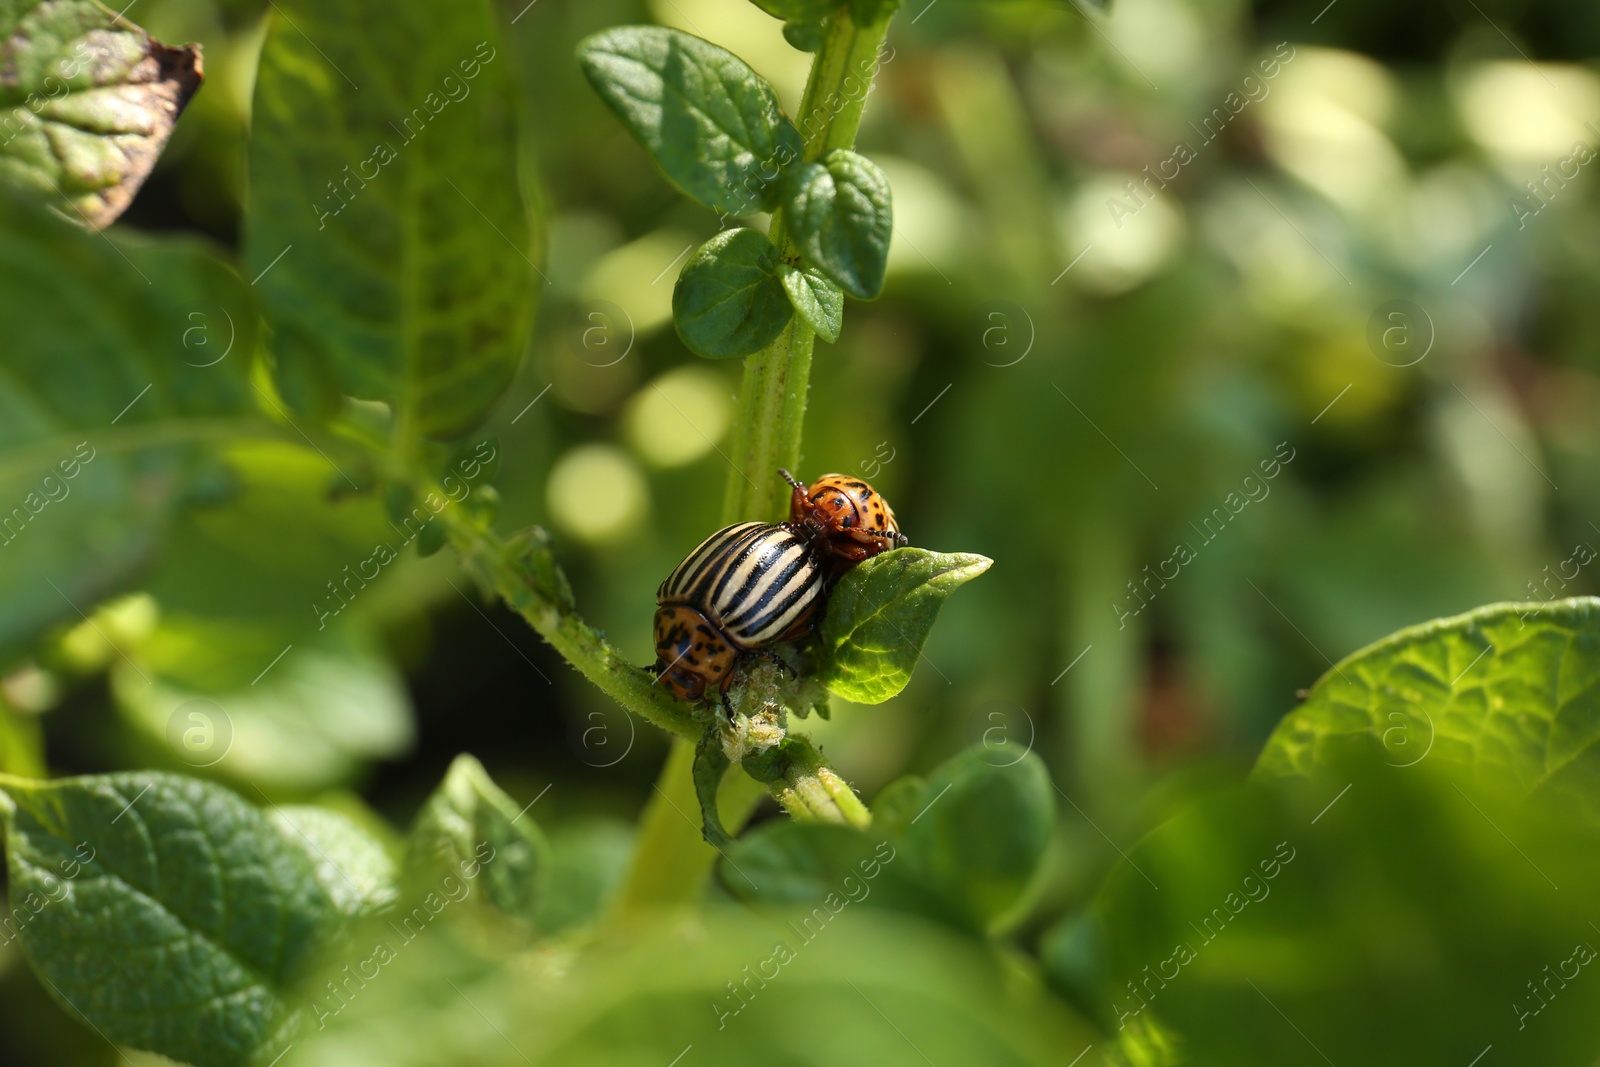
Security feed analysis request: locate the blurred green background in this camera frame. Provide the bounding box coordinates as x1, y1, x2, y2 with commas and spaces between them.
4, 0, 1600, 1062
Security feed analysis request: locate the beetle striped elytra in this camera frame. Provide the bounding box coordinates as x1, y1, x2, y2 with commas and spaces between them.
780, 469, 907, 571
653, 521, 826, 702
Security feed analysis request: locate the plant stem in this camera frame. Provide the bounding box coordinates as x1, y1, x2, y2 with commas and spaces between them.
574, 8, 898, 911
719, 6, 896, 524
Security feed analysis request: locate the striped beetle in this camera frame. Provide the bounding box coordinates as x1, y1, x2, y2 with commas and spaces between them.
652, 521, 826, 703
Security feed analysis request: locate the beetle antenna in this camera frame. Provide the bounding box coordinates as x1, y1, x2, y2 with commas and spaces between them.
777, 468, 806, 493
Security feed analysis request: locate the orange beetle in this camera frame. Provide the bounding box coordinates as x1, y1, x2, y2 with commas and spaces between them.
780, 469, 908, 570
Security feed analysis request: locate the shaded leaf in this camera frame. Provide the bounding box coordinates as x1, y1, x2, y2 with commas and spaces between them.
531, 817, 633, 935
112, 615, 414, 793
279, 904, 1095, 1067
577, 26, 802, 216
1086, 753, 1600, 1065
0, 189, 259, 655
0, 771, 383, 1067
1255, 598, 1600, 822
404, 754, 548, 928
722, 746, 1054, 934
819, 547, 992, 703
245, 0, 532, 441
672, 226, 794, 359
0, 0, 202, 229
778, 261, 842, 342
782, 19, 828, 51
783, 148, 892, 299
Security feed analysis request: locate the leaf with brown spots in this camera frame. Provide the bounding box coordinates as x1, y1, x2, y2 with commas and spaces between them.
0, 1, 202, 230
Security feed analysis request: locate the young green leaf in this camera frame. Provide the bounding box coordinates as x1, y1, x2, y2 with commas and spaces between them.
819, 548, 992, 703
245, 0, 531, 441
1255, 598, 1600, 822
404, 754, 549, 928
672, 227, 795, 359
778, 261, 844, 342
0, 191, 258, 657
0, 771, 386, 1067
783, 148, 893, 299
0, 0, 202, 229
577, 26, 803, 216
782, 20, 828, 51
850, 0, 904, 23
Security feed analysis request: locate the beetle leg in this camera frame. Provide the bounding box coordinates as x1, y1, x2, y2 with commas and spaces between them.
752, 647, 796, 678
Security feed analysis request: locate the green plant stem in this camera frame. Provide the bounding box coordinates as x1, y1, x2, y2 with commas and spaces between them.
448, 523, 700, 739
612, 7, 898, 909
719, 6, 895, 525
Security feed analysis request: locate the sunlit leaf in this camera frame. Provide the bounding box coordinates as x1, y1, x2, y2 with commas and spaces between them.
819, 548, 992, 703
783, 148, 892, 299
577, 26, 802, 216
778, 261, 843, 342
1256, 598, 1600, 821
0, 0, 203, 229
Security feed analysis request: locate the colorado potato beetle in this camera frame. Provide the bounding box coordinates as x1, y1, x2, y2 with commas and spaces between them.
780, 469, 908, 568
653, 521, 826, 702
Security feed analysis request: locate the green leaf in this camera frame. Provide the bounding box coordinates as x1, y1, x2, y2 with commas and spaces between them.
783, 148, 892, 299
0, 0, 202, 229
782, 19, 828, 52
0, 190, 259, 655
723, 746, 1053, 934
819, 548, 992, 703
279, 904, 1095, 1067
137, 440, 405, 626
404, 754, 549, 928
111, 616, 415, 793
1088, 755, 1600, 1064
896, 747, 1054, 929
692, 725, 733, 847
0, 771, 379, 1067
245, 0, 532, 441
577, 26, 803, 216
850, 0, 904, 23
672, 227, 794, 359
269, 804, 400, 921
1255, 598, 1600, 821
778, 261, 843, 342
531, 817, 633, 935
